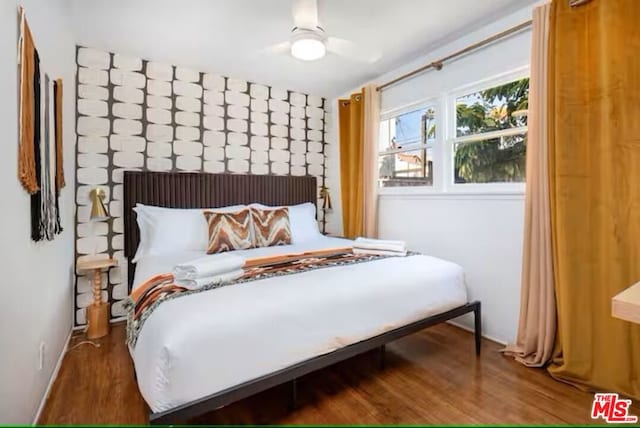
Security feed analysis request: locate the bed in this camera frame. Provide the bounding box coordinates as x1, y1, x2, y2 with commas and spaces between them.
123, 171, 481, 424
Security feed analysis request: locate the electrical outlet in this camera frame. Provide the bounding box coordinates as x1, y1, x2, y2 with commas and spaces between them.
38, 342, 45, 371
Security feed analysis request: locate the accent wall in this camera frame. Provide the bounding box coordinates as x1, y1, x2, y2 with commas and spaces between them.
74, 46, 327, 325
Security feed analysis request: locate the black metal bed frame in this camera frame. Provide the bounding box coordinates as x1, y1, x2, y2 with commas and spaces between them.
149, 301, 481, 424
120, 171, 482, 425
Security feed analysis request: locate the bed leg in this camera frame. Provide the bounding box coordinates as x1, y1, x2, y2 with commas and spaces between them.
290, 378, 298, 410
379, 344, 386, 370
473, 302, 482, 356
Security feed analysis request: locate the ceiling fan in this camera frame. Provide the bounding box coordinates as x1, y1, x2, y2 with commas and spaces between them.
266, 0, 382, 62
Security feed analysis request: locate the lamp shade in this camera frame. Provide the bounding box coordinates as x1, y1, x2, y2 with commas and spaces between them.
89, 188, 109, 221
291, 37, 326, 61
290, 29, 326, 61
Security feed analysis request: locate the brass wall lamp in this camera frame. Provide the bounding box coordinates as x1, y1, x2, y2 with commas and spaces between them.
89, 188, 109, 221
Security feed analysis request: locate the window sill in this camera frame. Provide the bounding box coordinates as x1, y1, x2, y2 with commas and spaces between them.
378, 185, 525, 200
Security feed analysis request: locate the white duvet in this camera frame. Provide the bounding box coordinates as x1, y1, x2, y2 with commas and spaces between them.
130, 236, 467, 413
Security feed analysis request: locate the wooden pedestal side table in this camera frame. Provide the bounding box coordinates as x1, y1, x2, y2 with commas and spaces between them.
613, 282, 640, 325
77, 257, 118, 339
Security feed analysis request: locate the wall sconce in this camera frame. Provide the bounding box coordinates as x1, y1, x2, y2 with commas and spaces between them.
319, 186, 332, 211
319, 186, 332, 235
89, 188, 109, 221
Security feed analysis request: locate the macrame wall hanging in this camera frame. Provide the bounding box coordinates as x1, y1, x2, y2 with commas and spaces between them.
18, 7, 65, 242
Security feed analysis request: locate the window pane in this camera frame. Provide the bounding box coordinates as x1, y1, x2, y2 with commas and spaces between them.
454, 133, 526, 184
456, 78, 529, 137
379, 148, 433, 187
379, 107, 436, 153
379, 119, 390, 152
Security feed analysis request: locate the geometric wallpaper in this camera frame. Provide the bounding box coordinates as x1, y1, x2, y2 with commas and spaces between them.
74, 46, 327, 326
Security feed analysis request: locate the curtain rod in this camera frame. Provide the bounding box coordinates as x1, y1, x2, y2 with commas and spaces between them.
376, 19, 533, 92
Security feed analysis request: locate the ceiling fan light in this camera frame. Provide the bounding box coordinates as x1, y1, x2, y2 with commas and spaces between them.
291, 37, 326, 61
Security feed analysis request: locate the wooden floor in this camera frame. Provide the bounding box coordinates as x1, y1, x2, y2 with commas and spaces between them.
38, 322, 633, 425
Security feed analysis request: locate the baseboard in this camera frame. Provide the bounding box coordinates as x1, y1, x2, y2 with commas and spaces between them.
33, 329, 72, 425
446, 320, 507, 346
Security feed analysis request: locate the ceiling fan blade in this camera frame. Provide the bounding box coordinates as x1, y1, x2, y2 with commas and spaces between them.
262, 41, 291, 55
326, 37, 382, 63
292, 0, 319, 30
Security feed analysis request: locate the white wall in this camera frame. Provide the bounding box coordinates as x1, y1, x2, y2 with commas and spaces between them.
326, 5, 535, 343
0, 1, 75, 424
379, 194, 524, 343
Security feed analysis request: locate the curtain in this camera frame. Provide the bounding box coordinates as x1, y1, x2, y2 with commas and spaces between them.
503, 2, 556, 367
339, 92, 363, 238
339, 84, 379, 238
362, 84, 380, 238
547, 0, 640, 399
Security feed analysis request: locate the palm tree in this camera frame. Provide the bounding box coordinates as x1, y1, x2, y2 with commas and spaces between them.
454, 78, 529, 183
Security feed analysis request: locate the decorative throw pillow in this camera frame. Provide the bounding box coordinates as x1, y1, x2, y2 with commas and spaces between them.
250, 202, 321, 244
203, 208, 254, 254
250, 207, 292, 248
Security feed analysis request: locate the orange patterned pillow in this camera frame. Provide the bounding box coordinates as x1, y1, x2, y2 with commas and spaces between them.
203, 208, 254, 254
250, 207, 292, 248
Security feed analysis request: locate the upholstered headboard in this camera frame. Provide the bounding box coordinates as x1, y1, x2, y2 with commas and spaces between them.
123, 171, 317, 287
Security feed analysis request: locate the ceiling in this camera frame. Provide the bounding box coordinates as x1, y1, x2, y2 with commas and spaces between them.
68, 0, 533, 98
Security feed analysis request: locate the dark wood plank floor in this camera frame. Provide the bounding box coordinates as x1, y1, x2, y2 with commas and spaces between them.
38, 322, 634, 425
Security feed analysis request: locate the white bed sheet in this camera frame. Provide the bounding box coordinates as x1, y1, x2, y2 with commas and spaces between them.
130, 236, 467, 413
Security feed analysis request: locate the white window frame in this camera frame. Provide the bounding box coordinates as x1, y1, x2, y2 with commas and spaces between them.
378, 98, 440, 190
445, 66, 529, 194
378, 66, 529, 196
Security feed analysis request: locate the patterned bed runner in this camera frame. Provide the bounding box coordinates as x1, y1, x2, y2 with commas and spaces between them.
125, 248, 412, 348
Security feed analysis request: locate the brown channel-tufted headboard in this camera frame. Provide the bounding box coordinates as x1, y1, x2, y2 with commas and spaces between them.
123, 171, 317, 289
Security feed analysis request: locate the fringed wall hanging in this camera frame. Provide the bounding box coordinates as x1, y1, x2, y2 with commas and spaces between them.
18, 7, 65, 242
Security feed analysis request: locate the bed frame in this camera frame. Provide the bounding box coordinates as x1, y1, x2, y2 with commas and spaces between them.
123, 170, 482, 425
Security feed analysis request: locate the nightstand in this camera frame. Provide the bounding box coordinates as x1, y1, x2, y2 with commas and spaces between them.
77, 257, 118, 339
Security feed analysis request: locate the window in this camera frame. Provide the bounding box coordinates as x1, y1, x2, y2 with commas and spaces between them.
378, 106, 436, 187
452, 77, 529, 184
377, 69, 529, 192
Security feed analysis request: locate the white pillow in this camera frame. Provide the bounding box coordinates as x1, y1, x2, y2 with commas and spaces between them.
250, 202, 321, 244
132, 204, 245, 262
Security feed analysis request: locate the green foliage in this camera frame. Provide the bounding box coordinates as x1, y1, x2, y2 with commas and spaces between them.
455, 135, 526, 183
455, 78, 529, 183
456, 103, 487, 136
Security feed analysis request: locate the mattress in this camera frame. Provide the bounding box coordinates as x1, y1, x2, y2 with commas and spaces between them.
130, 236, 468, 413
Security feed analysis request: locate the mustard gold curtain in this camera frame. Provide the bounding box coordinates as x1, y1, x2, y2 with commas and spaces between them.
339, 85, 379, 239
548, 0, 640, 399
339, 93, 364, 238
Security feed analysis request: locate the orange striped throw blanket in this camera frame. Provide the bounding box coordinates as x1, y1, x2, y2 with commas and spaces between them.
125, 247, 407, 347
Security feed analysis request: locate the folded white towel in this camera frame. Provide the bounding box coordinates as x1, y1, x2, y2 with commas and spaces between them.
353, 237, 407, 253
353, 248, 407, 257
355, 237, 406, 246
175, 269, 245, 289
173, 253, 245, 280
